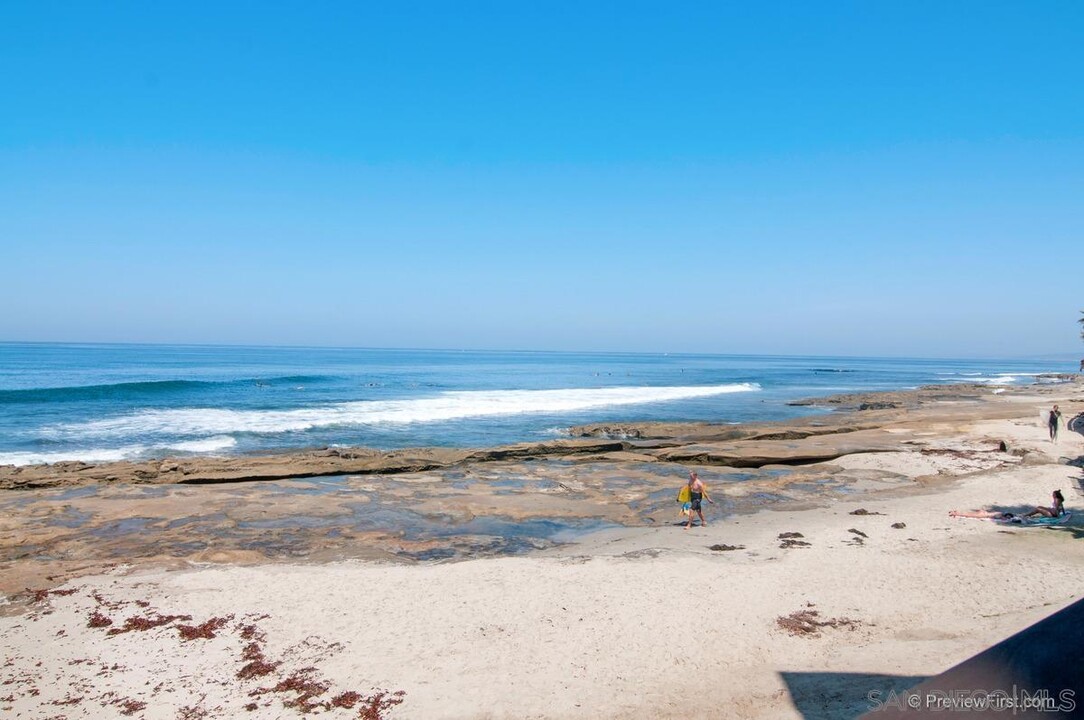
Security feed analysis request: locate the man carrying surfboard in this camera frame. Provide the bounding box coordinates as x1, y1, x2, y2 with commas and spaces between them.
677, 483, 693, 518
682, 471, 714, 529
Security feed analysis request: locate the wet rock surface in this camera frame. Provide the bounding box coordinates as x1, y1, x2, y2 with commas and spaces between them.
0, 455, 899, 596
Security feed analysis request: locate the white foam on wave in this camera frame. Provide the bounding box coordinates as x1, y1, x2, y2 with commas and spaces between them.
48, 384, 761, 440
963, 374, 1027, 385
164, 436, 238, 453
0, 447, 146, 467
946, 371, 1043, 386
0, 435, 238, 467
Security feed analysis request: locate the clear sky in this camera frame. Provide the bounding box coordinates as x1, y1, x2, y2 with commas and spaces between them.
2, 2, 1082, 357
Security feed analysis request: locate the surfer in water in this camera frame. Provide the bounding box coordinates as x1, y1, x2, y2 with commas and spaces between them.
684, 471, 714, 529
1049, 404, 1062, 442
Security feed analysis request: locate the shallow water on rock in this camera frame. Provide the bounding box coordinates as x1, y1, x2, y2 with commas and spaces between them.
0, 453, 904, 595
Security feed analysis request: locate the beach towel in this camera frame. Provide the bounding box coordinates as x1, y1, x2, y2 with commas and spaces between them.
994, 512, 1072, 527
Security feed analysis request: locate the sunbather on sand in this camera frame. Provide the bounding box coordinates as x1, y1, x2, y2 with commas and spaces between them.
949, 490, 1065, 521
1025, 489, 1065, 518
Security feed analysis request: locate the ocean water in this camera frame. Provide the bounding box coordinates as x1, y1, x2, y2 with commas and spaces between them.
0, 343, 1073, 466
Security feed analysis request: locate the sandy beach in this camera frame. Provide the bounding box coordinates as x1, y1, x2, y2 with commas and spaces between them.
2, 379, 1082, 719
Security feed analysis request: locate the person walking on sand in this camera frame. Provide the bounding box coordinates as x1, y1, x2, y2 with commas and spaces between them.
1049, 404, 1063, 442
684, 471, 714, 529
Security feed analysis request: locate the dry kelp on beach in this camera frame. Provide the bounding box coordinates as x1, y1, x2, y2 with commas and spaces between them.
7, 585, 407, 718
777, 606, 862, 637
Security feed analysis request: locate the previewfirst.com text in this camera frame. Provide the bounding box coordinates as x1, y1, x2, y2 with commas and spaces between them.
868, 688, 1076, 714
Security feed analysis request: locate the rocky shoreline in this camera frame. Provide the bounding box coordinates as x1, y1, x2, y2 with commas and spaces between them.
3, 380, 1078, 491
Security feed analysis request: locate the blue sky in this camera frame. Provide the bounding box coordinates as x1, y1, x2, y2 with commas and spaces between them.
2, 2, 1082, 357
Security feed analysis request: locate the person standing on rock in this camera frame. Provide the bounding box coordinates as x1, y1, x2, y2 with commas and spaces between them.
1048, 404, 1062, 442
684, 471, 714, 529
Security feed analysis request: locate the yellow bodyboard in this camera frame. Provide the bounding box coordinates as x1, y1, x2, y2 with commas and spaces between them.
677, 486, 691, 503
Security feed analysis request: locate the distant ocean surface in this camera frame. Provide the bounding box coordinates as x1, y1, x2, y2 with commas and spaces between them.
0, 343, 1074, 467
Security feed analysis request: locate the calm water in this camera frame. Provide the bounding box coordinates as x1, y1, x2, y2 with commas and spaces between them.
0, 343, 1073, 466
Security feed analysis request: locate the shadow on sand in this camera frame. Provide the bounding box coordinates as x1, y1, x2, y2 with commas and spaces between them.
780, 597, 1084, 718
791, 595, 1084, 719
779, 671, 927, 720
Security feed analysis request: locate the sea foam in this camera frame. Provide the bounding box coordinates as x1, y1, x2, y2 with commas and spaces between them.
0, 436, 238, 467
49, 384, 760, 440
960, 372, 1040, 385
160, 436, 238, 453
0, 447, 144, 466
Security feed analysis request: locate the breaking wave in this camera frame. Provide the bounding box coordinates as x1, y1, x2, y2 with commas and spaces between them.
48, 384, 761, 440
0, 436, 237, 467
